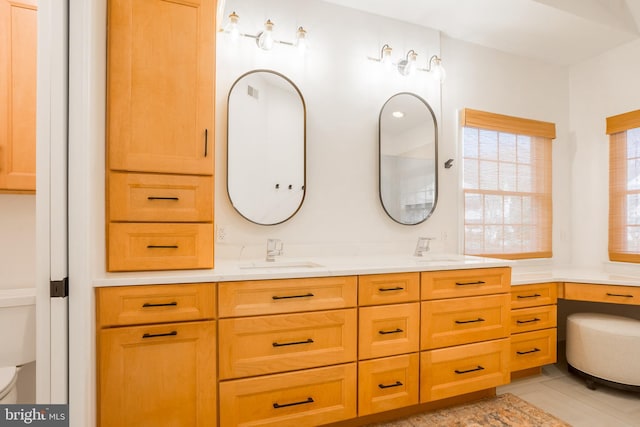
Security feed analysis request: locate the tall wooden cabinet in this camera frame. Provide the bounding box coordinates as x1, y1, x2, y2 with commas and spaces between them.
106, 0, 216, 271
0, 0, 37, 193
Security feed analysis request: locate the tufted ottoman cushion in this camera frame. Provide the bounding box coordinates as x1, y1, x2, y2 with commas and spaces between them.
566, 313, 640, 389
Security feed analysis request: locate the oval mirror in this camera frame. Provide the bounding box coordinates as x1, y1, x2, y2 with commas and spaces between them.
227, 70, 306, 225
379, 92, 438, 225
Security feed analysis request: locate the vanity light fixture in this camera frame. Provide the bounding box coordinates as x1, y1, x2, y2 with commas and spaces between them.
397, 49, 418, 76
368, 45, 446, 81
220, 11, 309, 53
425, 54, 446, 82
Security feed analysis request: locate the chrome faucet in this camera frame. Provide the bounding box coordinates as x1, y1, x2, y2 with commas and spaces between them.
414, 237, 434, 257
266, 238, 283, 262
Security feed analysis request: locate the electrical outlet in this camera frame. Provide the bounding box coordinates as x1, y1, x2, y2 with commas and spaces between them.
216, 225, 227, 242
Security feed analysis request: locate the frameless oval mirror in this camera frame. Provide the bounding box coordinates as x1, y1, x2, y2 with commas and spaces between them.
379, 92, 438, 225
227, 70, 306, 225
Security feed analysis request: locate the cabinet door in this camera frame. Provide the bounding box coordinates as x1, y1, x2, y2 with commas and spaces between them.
98, 320, 216, 427
0, 0, 37, 192
107, 0, 215, 175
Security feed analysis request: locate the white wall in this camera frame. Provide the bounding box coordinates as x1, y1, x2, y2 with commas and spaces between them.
0, 195, 35, 289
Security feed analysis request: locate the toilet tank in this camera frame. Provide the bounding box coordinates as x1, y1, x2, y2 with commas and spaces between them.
0, 288, 36, 366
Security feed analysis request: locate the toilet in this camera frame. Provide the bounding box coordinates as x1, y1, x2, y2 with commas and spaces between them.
0, 288, 36, 404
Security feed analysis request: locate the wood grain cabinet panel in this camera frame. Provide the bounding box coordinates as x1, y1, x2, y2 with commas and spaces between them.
564, 282, 640, 305
359, 303, 420, 359
218, 309, 357, 379
219, 363, 357, 427
358, 353, 419, 416
0, 0, 37, 192
358, 273, 420, 306
510, 283, 558, 309
510, 304, 556, 334
510, 328, 557, 372
421, 267, 511, 300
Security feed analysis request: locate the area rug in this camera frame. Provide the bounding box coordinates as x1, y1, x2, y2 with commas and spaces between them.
367, 393, 571, 426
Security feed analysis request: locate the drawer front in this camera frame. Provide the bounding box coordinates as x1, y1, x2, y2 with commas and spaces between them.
109, 172, 213, 222
359, 303, 420, 359
564, 282, 640, 306
96, 283, 215, 327
358, 353, 419, 416
108, 223, 214, 271
219, 363, 357, 427
421, 267, 511, 300
511, 283, 558, 309
510, 328, 557, 372
420, 339, 510, 402
218, 276, 357, 317
421, 294, 510, 350
359, 273, 420, 306
510, 305, 557, 334
218, 309, 357, 379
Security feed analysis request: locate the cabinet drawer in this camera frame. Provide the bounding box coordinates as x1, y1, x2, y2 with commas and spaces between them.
420, 339, 510, 402
421, 267, 511, 300
511, 283, 558, 309
359, 303, 420, 359
358, 353, 419, 416
421, 294, 510, 350
564, 282, 640, 306
359, 273, 420, 306
218, 309, 356, 379
510, 305, 556, 334
218, 276, 357, 317
510, 328, 557, 372
109, 172, 213, 222
219, 363, 357, 427
108, 222, 214, 271
96, 283, 215, 327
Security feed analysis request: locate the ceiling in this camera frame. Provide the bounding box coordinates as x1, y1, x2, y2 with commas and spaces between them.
320, 0, 640, 65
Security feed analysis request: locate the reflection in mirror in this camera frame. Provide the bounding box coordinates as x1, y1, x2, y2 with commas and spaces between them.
379, 92, 438, 225
227, 70, 306, 225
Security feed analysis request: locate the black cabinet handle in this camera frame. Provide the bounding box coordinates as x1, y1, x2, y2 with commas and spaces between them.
204, 128, 209, 157
455, 281, 485, 286
455, 318, 485, 324
517, 348, 541, 355
142, 302, 178, 308
142, 331, 177, 339
272, 338, 314, 347
606, 293, 634, 298
273, 397, 314, 409
147, 245, 179, 249
378, 381, 403, 389
517, 293, 541, 299
147, 196, 180, 201
455, 365, 485, 374
378, 328, 403, 335
516, 318, 541, 324
272, 293, 314, 300
378, 286, 404, 292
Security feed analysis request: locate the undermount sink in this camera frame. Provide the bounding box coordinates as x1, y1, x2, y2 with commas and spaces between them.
238, 261, 325, 270
414, 255, 464, 263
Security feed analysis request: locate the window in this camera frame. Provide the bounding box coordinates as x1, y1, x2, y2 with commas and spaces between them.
607, 109, 640, 263
461, 109, 555, 259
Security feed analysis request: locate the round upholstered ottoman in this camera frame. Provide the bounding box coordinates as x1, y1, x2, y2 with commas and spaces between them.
566, 313, 640, 391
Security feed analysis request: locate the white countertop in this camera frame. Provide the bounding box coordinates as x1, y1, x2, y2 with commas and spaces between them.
92, 254, 640, 288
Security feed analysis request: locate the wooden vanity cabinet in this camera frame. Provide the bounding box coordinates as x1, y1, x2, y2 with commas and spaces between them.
105, 0, 216, 271
96, 283, 216, 427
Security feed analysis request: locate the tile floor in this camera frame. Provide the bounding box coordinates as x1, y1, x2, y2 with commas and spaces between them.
498, 345, 640, 427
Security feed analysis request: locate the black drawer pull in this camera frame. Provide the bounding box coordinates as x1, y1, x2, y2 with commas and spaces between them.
455, 365, 485, 374
142, 302, 178, 308
517, 293, 541, 299
272, 338, 314, 347
273, 397, 314, 409
204, 128, 209, 157
516, 317, 541, 324
147, 196, 180, 201
606, 293, 634, 298
455, 281, 485, 286
378, 328, 403, 335
517, 348, 541, 355
272, 293, 314, 300
378, 286, 405, 292
142, 331, 177, 339
378, 381, 403, 389
147, 245, 179, 249
455, 318, 485, 324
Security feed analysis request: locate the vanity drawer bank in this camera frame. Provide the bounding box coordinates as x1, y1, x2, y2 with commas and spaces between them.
96, 283, 216, 427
